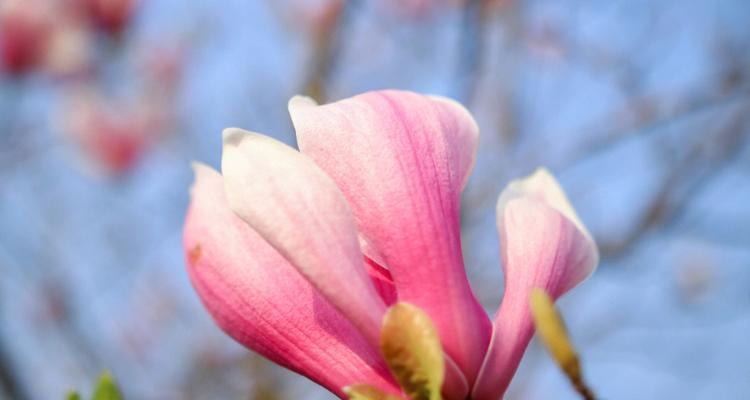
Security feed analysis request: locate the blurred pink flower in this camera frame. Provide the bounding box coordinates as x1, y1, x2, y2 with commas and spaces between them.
183, 90, 598, 399
64, 91, 166, 175
42, 8, 97, 79
0, 0, 131, 79
0, 0, 54, 75
269, 0, 344, 36
77, 0, 137, 36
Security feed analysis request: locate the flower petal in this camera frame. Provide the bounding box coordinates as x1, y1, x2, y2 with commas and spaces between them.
364, 256, 397, 306
184, 164, 399, 398
289, 90, 491, 385
496, 167, 598, 261
472, 168, 599, 400
221, 128, 387, 347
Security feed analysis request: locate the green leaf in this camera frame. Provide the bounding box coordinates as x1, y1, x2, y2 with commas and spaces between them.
92, 371, 123, 400
380, 302, 444, 400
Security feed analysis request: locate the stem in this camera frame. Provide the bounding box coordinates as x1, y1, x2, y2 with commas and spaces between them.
573, 378, 596, 400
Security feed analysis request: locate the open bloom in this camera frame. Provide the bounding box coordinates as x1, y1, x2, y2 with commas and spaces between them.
183, 90, 598, 399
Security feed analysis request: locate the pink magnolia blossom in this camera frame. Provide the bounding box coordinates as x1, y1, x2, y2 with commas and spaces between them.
183, 90, 598, 399
0, 0, 134, 78
0, 0, 54, 75
76, 0, 137, 37
64, 91, 168, 175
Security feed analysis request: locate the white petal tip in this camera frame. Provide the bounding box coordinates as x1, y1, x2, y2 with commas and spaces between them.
191, 161, 212, 175
496, 166, 558, 212
189, 162, 220, 197
429, 94, 479, 128
531, 166, 553, 179
427, 94, 463, 108
288, 95, 318, 111
497, 166, 599, 275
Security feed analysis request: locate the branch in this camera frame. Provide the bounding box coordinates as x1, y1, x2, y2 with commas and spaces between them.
453, 0, 491, 105
303, 0, 360, 104
599, 100, 750, 258
556, 87, 750, 173
0, 337, 28, 400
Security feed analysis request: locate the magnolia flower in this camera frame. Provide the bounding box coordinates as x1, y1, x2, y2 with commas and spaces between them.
64, 90, 167, 175
0, 0, 54, 75
183, 90, 598, 399
0, 0, 132, 78
77, 0, 137, 37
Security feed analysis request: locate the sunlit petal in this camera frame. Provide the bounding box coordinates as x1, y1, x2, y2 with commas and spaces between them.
289, 91, 490, 386
184, 164, 399, 398
221, 128, 387, 346
473, 168, 598, 400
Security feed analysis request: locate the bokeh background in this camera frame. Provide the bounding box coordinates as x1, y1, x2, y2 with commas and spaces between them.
1, 0, 749, 399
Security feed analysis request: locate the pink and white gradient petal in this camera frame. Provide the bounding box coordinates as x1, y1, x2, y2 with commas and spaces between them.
221, 129, 387, 347
184, 164, 400, 399
472, 168, 599, 400
289, 91, 491, 387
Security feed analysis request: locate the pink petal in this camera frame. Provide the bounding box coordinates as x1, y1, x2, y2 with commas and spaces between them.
472, 168, 599, 400
289, 90, 490, 387
184, 164, 400, 398
220, 128, 387, 347
364, 256, 397, 306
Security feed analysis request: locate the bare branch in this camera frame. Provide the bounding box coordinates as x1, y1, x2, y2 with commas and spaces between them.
0, 338, 29, 400
303, 0, 360, 104
599, 100, 750, 258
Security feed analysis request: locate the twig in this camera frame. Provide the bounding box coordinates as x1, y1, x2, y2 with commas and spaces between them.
303, 0, 359, 104
0, 337, 28, 400
453, 0, 490, 104
555, 87, 750, 172
599, 100, 750, 258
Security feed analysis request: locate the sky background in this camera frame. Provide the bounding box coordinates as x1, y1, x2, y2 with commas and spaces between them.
1, 0, 749, 399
